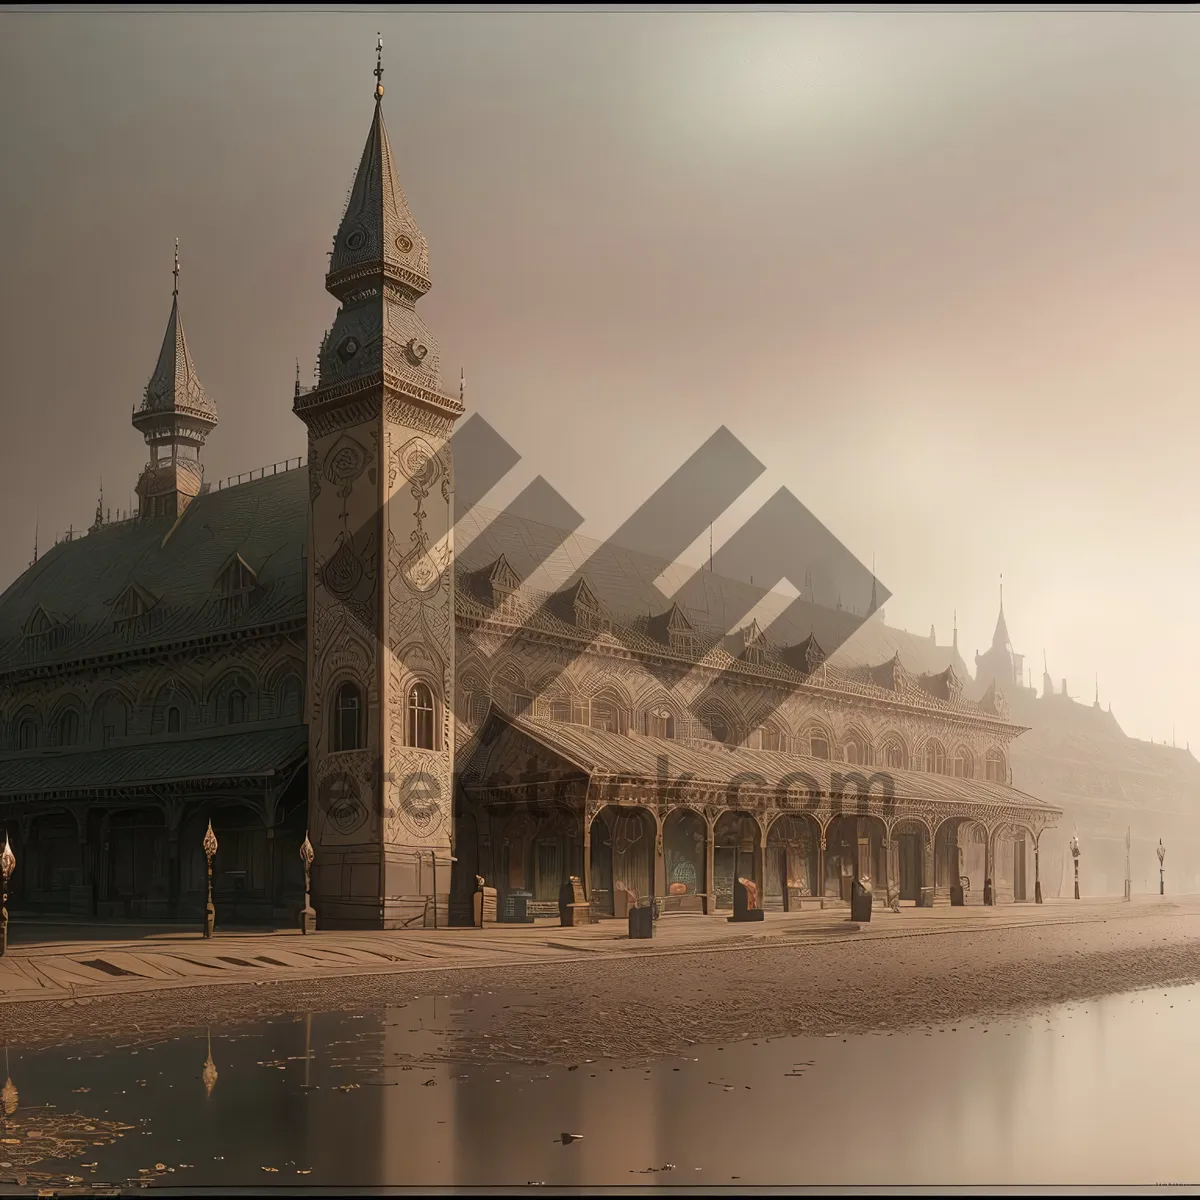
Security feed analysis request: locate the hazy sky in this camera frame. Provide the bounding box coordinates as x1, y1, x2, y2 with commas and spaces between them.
1, 5, 1198, 748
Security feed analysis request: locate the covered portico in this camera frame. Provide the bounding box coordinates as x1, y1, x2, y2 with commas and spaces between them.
457, 711, 1062, 916
0, 726, 308, 923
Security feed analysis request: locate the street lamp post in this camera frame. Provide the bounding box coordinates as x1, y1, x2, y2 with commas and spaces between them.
1158, 839, 1166, 896
202, 820, 218, 939
300, 832, 316, 934
0, 836, 15, 956
1070, 833, 1081, 900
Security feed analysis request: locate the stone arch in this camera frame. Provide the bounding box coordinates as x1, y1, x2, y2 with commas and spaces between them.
263, 655, 305, 721
839, 723, 874, 766
984, 746, 1008, 783
493, 660, 531, 716
663, 806, 707, 904
799, 721, 834, 761
456, 655, 492, 727
207, 668, 257, 728
889, 816, 932, 905
823, 811, 887, 902
88, 686, 132, 746
635, 688, 683, 740
585, 683, 631, 735
921, 737, 948, 776
877, 730, 909, 770
952, 744, 974, 779
150, 677, 198, 736
764, 811, 821, 909
693, 697, 739, 746
48, 693, 85, 748
588, 804, 655, 914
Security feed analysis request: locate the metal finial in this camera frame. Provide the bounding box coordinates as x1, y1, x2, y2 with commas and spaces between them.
173, 239, 180, 297
459, 367, 465, 403
295, 359, 301, 399
374, 33, 384, 100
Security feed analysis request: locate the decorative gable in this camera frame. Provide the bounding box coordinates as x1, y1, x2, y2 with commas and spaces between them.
23, 603, 62, 637
219, 553, 258, 595
781, 633, 825, 676
919, 665, 964, 704
22, 603, 69, 658
550, 576, 603, 632
647, 603, 697, 655
978, 681, 1011, 721
111, 582, 159, 625
488, 555, 521, 605
867, 653, 905, 692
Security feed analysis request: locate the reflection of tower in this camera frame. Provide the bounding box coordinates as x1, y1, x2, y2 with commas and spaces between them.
1, 1047, 16, 1117
296, 39, 464, 928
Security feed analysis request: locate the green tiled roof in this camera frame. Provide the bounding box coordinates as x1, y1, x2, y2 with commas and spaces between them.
0, 725, 307, 797
0, 469, 306, 672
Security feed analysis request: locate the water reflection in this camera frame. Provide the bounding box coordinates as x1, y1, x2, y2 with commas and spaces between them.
2, 985, 1200, 1189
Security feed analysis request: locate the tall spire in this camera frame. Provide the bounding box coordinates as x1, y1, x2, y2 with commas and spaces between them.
30, 512, 38, 568
459, 366, 465, 404
868, 553, 879, 616
952, 609, 958, 650
991, 574, 1012, 650
132, 241, 218, 522
374, 31, 384, 103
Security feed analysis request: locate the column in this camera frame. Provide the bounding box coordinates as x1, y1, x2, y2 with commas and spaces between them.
921, 831, 935, 908
1034, 832, 1043, 903
653, 815, 666, 899
886, 832, 900, 908
705, 818, 716, 916
167, 831, 181, 918
817, 831, 826, 910
880, 834, 891, 907
583, 817, 592, 902
856, 818, 871, 883
984, 829, 994, 905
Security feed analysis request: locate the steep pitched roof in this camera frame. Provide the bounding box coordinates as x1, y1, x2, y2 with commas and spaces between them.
136, 288, 216, 426
0, 469, 306, 672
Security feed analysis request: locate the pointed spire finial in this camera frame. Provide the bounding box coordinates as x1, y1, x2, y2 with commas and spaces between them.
374, 32, 384, 101
459, 366, 465, 403
295, 359, 301, 400
30, 511, 38, 567
173, 238, 179, 298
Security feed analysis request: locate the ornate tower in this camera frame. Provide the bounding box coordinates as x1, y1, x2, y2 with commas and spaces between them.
133, 242, 218, 521
293, 40, 464, 929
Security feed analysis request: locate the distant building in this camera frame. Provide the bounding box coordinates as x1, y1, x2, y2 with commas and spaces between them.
0, 60, 1060, 926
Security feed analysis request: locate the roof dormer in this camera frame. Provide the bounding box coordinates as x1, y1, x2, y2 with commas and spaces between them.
647, 603, 697, 655
487, 554, 521, 605
23, 603, 63, 638
781, 633, 825, 676
919, 664, 963, 703
548, 575, 604, 631
219, 553, 258, 596
111, 582, 159, 626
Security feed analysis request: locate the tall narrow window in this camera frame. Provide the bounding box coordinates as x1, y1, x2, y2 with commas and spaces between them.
809, 732, 830, 760
407, 682, 436, 750
166, 706, 182, 734
227, 690, 247, 725
58, 709, 79, 747
333, 682, 363, 752
954, 747, 972, 778
549, 699, 571, 724
884, 740, 905, 770
17, 718, 37, 751
704, 714, 730, 744
646, 708, 674, 739
985, 749, 1006, 782
844, 741, 859, 765
924, 740, 946, 775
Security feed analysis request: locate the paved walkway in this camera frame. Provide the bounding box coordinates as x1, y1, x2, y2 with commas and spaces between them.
0, 894, 1189, 1007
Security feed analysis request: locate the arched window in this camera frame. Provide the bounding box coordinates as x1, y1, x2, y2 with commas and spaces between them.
549, 699, 571, 724
758, 725, 784, 752
166, 706, 182, 734
924, 740, 946, 775
227, 690, 247, 725
58, 709, 80, 747
985, 748, 1007, 782
808, 730, 831, 760
953, 747, 972, 779
17, 718, 38, 751
91, 692, 129, 747
407, 682, 436, 750
590, 694, 625, 734
844, 741, 860, 765
645, 708, 675, 739
279, 675, 303, 719
333, 682, 363, 752
882, 739, 905, 770
702, 712, 731, 744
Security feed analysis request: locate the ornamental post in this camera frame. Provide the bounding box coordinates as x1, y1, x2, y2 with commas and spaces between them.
1070, 832, 1080, 900
1157, 839, 1166, 896
300, 832, 316, 934
202, 820, 218, 938
0, 836, 15, 956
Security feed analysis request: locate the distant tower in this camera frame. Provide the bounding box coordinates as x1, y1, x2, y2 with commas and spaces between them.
133, 241, 217, 521
293, 37, 464, 928
975, 576, 1023, 692
1042, 651, 1054, 698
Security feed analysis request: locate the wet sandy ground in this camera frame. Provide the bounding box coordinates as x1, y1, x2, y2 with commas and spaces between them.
5, 904, 1200, 1065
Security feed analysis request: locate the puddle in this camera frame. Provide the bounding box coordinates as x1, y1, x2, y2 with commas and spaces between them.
2, 985, 1198, 1188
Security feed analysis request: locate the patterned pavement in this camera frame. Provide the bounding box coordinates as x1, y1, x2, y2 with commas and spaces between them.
0, 894, 1187, 1006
